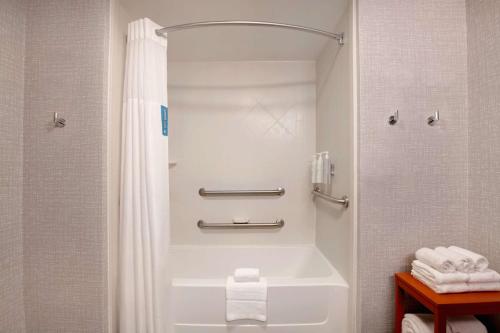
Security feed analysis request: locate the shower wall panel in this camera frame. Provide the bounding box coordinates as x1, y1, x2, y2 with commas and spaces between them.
23, 0, 109, 331
0, 0, 27, 331
168, 61, 316, 245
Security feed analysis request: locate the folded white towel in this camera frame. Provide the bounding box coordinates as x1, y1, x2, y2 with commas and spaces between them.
402, 313, 486, 333
226, 276, 267, 322
449, 246, 489, 272
415, 248, 456, 273
435, 247, 475, 273
468, 269, 500, 283
226, 300, 267, 322
234, 268, 260, 283
412, 260, 468, 284
411, 270, 469, 293
467, 282, 500, 292
226, 276, 267, 301
412, 270, 500, 293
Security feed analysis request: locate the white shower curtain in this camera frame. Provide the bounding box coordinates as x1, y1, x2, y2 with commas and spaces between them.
119, 18, 170, 333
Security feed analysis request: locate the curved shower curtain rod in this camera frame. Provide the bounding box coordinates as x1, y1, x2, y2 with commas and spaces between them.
155, 21, 344, 46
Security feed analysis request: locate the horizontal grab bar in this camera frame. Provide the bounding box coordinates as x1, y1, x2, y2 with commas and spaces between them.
312, 186, 349, 208
198, 187, 285, 197
197, 219, 285, 229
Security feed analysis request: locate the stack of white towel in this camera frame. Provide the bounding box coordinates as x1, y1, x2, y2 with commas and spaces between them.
402, 313, 487, 333
412, 246, 500, 293
226, 268, 267, 322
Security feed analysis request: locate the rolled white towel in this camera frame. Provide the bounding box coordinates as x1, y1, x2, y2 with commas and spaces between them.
402, 313, 437, 333
447, 315, 487, 333
449, 246, 489, 272
415, 248, 456, 273
234, 268, 260, 283
402, 313, 486, 333
412, 260, 468, 284
435, 247, 475, 273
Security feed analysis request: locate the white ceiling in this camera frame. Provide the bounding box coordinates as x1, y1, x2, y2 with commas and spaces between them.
118, 0, 349, 61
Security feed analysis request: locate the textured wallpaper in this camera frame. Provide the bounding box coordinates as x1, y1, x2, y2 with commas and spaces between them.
0, 0, 27, 331
22, 0, 109, 331
358, 0, 468, 331
467, 0, 500, 299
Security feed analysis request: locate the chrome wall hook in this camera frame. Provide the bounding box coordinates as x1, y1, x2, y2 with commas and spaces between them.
427, 110, 440, 126
54, 112, 66, 128
388, 110, 399, 125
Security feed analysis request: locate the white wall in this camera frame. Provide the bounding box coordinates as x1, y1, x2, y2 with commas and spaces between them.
315, 3, 355, 332
168, 61, 317, 245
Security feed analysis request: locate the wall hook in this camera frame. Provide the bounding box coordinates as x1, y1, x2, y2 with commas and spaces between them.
427, 110, 440, 126
54, 112, 66, 128
388, 110, 399, 125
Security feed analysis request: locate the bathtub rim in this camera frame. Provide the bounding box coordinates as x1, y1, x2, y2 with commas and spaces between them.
169, 244, 349, 289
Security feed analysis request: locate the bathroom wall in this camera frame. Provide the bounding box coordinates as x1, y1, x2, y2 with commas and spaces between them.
108, 0, 131, 331
0, 0, 27, 331
316, 3, 353, 288
467, 1, 500, 329
169, 61, 316, 245
467, 0, 500, 272
357, 0, 468, 331
22, 0, 110, 331
315, 4, 355, 331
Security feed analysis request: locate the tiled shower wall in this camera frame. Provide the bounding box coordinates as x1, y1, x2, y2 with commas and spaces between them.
358, 0, 468, 331
0, 0, 27, 331
467, 0, 500, 320
22, 0, 109, 331
168, 61, 316, 245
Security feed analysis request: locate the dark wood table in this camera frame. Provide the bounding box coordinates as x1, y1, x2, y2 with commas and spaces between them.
395, 272, 500, 333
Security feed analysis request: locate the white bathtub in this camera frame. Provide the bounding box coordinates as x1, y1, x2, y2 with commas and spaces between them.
170, 245, 349, 333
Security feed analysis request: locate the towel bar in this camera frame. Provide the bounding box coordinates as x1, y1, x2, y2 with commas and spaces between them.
312, 186, 349, 208
197, 219, 285, 229
199, 187, 285, 197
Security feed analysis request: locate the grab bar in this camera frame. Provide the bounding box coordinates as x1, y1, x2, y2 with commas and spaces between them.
197, 219, 285, 229
312, 186, 349, 208
199, 187, 285, 197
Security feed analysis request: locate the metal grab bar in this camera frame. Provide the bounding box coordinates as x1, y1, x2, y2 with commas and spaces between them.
199, 187, 285, 197
197, 219, 285, 229
312, 186, 349, 208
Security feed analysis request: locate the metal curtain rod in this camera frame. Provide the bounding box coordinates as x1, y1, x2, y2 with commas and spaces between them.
155, 21, 344, 46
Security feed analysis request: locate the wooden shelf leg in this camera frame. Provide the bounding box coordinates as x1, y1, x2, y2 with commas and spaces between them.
394, 283, 405, 333
434, 311, 446, 333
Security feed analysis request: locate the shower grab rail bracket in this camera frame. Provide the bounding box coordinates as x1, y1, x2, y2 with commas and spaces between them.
312, 186, 349, 208
197, 219, 285, 229
199, 187, 285, 197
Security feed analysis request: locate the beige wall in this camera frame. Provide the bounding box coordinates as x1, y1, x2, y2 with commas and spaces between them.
169, 61, 316, 245
22, 0, 109, 331
467, 0, 500, 330
357, 0, 468, 331
0, 0, 27, 331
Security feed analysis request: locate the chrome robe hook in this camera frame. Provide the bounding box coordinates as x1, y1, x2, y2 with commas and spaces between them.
388, 110, 399, 125
54, 112, 66, 128
427, 110, 440, 126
